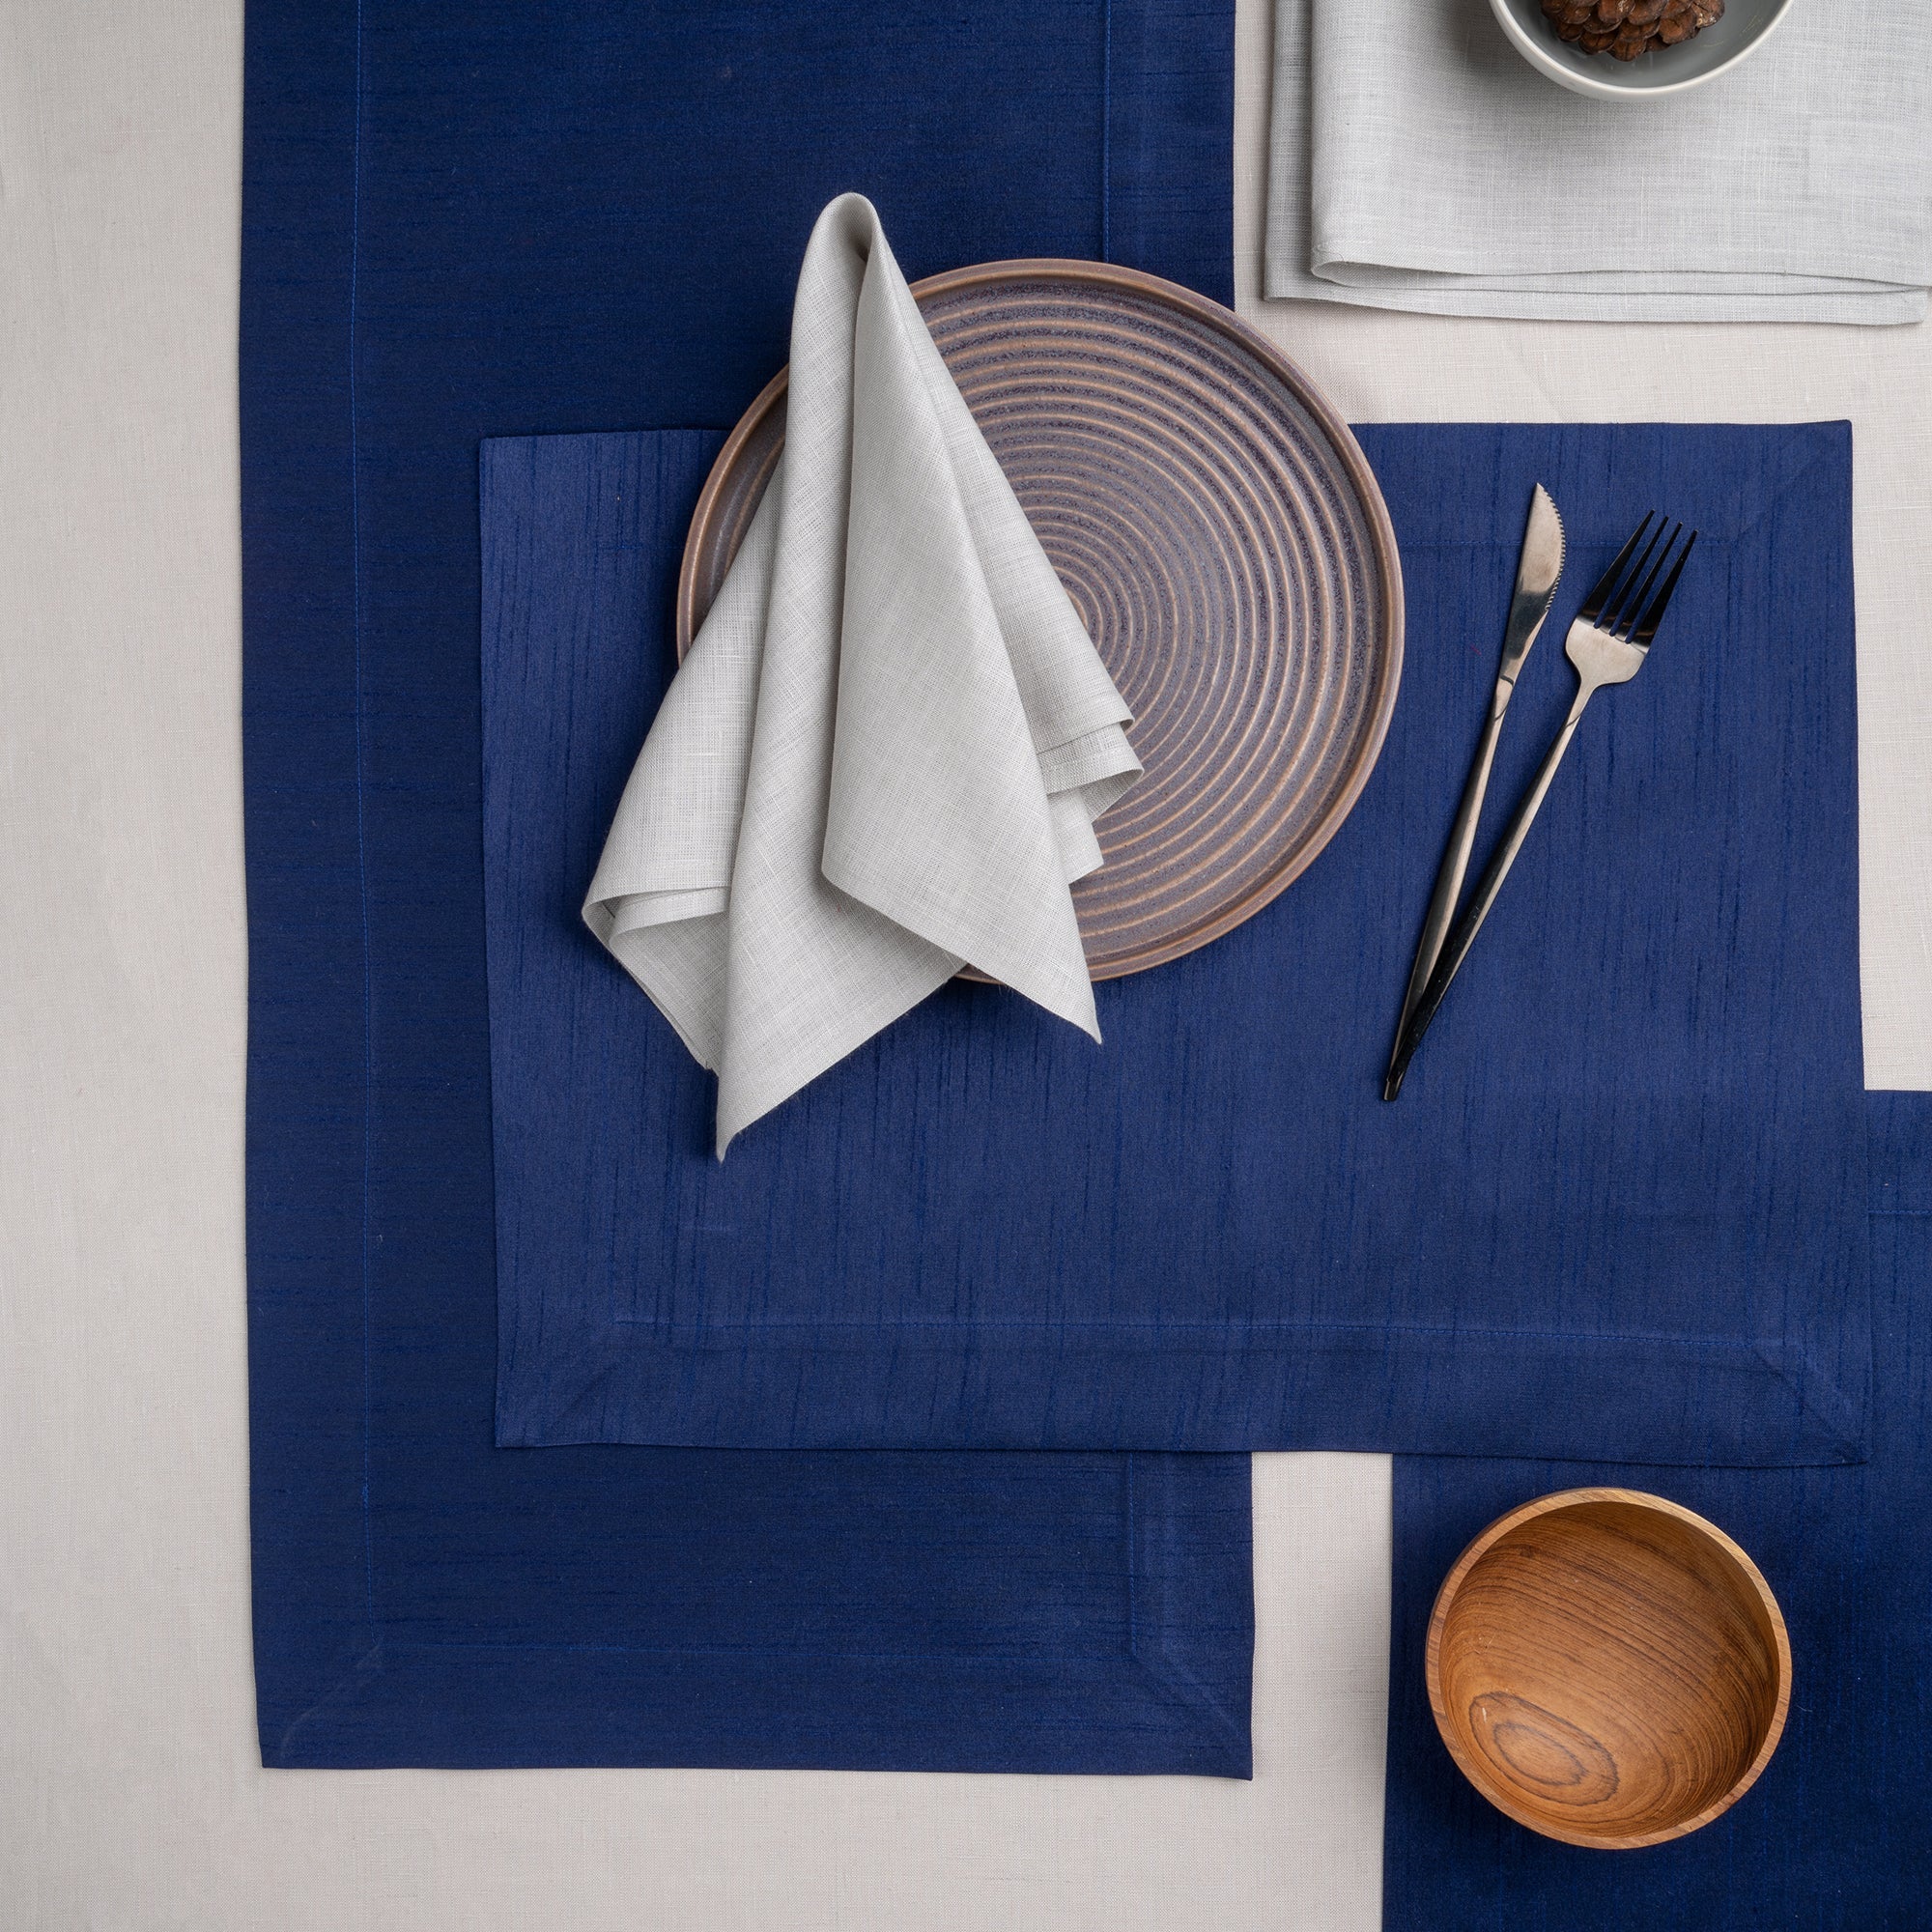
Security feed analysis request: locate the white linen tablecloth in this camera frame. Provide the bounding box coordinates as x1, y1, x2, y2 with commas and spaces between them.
6, 0, 1928, 1925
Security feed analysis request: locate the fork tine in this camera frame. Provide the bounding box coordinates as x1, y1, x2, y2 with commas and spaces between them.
1606, 520, 1681, 638
1577, 514, 1653, 624
1600, 519, 1673, 636
1631, 529, 1697, 646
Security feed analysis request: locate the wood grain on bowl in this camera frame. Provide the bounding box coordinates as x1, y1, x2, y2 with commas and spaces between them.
679, 259, 1404, 981
1426, 1488, 1792, 1849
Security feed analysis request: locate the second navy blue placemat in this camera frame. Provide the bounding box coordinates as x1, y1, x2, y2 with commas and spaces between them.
495, 422, 1867, 1467
1383, 1094, 1930, 1927
242, 0, 1250, 1771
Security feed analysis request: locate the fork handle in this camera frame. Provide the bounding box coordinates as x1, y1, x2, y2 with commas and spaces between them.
1383, 688, 1591, 1099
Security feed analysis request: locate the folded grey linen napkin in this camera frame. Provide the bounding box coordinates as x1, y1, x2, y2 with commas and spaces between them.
1264, 0, 1931, 323
585, 194, 1140, 1154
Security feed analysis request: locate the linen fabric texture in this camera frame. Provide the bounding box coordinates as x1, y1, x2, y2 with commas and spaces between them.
585, 195, 1138, 1153
494, 421, 1867, 1469
243, 0, 1250, 1771
1264, 0, 1932, 323
1383, 1094, 1932, 1929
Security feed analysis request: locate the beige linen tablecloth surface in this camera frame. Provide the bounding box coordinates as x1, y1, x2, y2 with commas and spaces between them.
4, 1, 1927, 1927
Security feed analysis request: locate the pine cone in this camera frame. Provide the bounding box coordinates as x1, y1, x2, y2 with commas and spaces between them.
1540, 0, 1723, 60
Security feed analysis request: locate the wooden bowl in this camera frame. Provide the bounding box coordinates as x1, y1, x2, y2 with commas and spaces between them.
1426, 1489, 1791, 1849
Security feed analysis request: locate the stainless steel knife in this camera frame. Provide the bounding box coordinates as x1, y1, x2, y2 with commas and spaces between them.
1383, 483, 1565, 1101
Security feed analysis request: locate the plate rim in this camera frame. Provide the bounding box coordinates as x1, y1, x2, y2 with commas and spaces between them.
674, 255, 1406, 980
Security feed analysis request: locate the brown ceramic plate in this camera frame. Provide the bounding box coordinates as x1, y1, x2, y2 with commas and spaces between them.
678, 259, 1404, 980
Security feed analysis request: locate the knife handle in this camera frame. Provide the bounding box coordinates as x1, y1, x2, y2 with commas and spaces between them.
1383, 690, 1590, 1099
1386, 679, 1514, 1076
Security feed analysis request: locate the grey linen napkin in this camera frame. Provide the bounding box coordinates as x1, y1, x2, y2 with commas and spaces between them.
1264, 0, 1931, 322
585, 194, 1140, 1154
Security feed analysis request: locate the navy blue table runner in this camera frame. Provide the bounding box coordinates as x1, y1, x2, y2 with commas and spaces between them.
1383, 1094, 1930, 1929
495, 421, 1867, 1469
242, 0, 1250, 1771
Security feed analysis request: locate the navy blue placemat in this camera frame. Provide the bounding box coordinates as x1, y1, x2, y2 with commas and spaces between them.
1383, 1093, 1931, 1927
242, 0, 1250, 1771
494, 422, 1867, 1466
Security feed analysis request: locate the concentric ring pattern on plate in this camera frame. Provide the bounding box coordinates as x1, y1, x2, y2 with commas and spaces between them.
676, 259, 1403, 980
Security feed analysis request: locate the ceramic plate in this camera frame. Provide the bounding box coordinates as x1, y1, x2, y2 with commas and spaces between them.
679, 259, 1404, 980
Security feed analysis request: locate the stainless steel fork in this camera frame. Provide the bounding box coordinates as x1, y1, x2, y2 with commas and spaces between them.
1382, 514, 1697, 1099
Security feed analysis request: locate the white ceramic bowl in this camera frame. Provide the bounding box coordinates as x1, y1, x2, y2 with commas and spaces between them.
1489, 0, 1795, 99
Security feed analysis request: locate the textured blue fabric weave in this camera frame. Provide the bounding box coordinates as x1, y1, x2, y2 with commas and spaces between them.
495, 422, 1867, 1466
1384, 1093, 1930, 1929
242, 0, 1250, 1771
